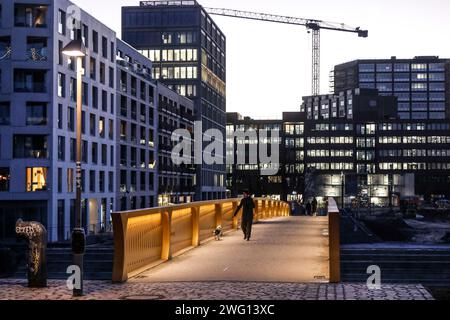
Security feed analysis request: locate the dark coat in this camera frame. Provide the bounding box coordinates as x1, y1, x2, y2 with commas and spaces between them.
234, 197, 256, 219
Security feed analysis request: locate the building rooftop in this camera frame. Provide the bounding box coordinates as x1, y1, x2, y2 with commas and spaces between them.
140, 1, 199, 7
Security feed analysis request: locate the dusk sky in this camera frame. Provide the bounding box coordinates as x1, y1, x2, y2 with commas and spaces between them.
72, 0, 450, 119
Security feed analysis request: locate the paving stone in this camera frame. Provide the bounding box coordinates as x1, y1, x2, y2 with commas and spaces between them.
0, 279, 435, 300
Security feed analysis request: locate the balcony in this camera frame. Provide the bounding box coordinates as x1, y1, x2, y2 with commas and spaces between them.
13, 135, 48, 159
180, 110, 196, 122
14, 69, 47, 93
0, 37, 11, 61
117, 58, 153, 82
27, 38, 48, 61
14, 5, 48, 28
159, 144, 173, 153
120, 81, 127, 93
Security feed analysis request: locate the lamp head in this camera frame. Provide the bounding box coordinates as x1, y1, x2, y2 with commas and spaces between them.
62, 39, 86, 57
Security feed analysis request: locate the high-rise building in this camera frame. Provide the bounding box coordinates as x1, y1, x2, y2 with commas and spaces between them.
122, 0, 227, 201
116, 40, 158, 211
157, 82, 196, 206
333, 56, 450, 120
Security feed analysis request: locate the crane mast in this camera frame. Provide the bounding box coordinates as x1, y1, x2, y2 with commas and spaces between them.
204, 7, 368, 95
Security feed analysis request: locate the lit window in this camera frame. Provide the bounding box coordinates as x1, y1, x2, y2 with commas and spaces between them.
26, 167, 48, 192
0, 168, 10, 192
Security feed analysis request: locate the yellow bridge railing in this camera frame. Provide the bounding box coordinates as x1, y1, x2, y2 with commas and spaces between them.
112, 198, 291, 282
327, 197, 341, 283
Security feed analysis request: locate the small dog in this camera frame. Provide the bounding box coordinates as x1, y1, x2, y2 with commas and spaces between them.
213, 226, 223, 241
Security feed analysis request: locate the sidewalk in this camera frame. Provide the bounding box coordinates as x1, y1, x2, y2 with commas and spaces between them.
0, 279, 434, 300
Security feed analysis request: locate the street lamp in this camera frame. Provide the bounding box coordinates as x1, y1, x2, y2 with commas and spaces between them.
389, 164, 394, 211
62, 35, 86, 297
341, 171, 345, 209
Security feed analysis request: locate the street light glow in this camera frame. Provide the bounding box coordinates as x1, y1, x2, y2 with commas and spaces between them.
61, 39, 86, 57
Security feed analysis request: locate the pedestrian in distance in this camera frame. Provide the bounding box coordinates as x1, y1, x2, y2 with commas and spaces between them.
305, 201, 312, 216
233, 190, 256, 241
299, 202, 306, 216
312, 197, 318, 216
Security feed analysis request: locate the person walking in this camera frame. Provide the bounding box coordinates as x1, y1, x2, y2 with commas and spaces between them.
305, 201, 312, 216
312, 197, 318, 216
299, 202, 306, 216
233, 190, 256, 241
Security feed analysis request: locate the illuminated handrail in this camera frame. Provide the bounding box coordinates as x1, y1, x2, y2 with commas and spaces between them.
112, 198, 290, 282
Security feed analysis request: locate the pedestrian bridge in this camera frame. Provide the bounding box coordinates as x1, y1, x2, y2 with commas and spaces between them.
112, 198, 340, 283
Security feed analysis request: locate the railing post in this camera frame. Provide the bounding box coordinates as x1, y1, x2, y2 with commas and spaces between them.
215, 203, 223, 227
112, 212, 128, 283
192, 206, 200, 247
269, 201, 273, 218
232, 201, 239, 229
262, 200, 266, 219
328, 198, 341, 283
254, 200, 259, 222
161, 209, 172, 261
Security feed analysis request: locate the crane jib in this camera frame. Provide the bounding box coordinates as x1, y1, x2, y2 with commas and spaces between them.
204, 7, 368, 95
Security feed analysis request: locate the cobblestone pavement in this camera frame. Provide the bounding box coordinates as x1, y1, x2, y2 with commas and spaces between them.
0, 279, 434, 300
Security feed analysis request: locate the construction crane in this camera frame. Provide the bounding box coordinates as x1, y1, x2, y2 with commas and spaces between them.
204, 7, 368, 95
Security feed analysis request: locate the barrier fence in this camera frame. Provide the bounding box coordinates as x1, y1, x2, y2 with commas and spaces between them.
112, 198, 290, 282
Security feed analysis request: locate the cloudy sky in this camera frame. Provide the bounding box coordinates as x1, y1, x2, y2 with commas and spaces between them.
72, 0, 450, 119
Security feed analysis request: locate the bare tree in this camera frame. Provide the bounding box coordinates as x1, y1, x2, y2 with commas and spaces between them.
302, 167, 317, 200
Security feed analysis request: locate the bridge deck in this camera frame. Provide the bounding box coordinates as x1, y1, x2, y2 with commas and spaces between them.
130, 216, 330, 283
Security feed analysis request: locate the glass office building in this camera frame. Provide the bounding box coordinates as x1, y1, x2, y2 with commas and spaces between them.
333, 56, 450, 120
122, 1, 227, 200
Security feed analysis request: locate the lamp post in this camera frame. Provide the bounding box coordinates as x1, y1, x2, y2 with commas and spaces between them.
341, 171, 345, 209
62, 35, 86, 297
389, 164, 394, 210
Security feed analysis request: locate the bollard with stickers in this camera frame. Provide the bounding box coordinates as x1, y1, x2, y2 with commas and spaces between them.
15, 219, 48, 288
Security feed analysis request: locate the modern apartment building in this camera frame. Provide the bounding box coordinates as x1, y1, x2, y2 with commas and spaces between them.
157, 82, 196, 206
116, 39, 158, 211
0, 0, 118, 242
228, 88, 450, 205
333, 56, 450, 120
0, 0, 196, 243
122, 0, 227, 201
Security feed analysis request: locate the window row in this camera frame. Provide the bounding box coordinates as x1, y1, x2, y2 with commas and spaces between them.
0, 102, 47, 126
58, 72, 115, 103
140, 48, 198, 62
307, 137, 354, 144
307, 163, 355, 170
119, 146, 156, 170
379, 163, 450, 170
119, 121, 155, 147
379, 149, 450, 157
58, 105, 114, 140
120, 170, 155, 194
379, 136, 450, 144
359, 62, 445, 73
153, 66, 198, 79
359, 72, 445, 82
57, 137, 114, 166
359, 82, 445, 92
307, 150, 354, 157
